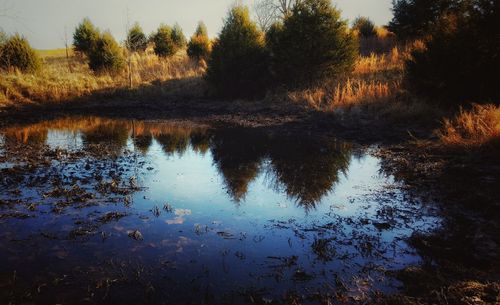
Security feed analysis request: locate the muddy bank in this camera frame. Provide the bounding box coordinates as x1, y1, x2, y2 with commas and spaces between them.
0, 94, 438, 146
375, 144, 500, 304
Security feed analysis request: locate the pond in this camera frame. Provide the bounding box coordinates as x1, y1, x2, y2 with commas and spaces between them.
0, 117, 441, 304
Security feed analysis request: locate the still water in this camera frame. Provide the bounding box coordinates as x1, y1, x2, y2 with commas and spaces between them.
0, 117, 441, 304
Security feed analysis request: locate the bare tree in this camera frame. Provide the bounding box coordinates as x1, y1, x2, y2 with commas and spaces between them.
275, 0, 298, 17
253, 0, 300, 31
254, 0, 278, 31
62, 26, 73, 72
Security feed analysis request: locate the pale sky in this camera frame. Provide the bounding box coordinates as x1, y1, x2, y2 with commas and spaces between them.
0, 0, 393, 50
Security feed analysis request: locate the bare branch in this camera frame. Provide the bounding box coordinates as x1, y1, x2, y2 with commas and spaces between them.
253, 0, 301, 31
254, 0, 279, 31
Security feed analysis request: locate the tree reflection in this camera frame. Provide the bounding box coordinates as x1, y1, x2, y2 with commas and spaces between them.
209, 128, 352, 208
81, 121, 129, 153
190, 130, 211, 155
210, 128, 268, 202
155, 133, 190, 156
268, 138, 351, 210
1, 117, 354, 211
133, 134, 153, 155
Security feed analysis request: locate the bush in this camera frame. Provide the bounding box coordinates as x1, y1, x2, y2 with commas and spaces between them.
126, 22, 148, 52
88, 31, 125, 72
352, 16, 377, 37
73, 18, 100, 56
267, 0, 358, 86
0, 34, 41, 72
151, 24, 176, 57
387, 0, 466, 40
406, 0, 500, 105
171, 23, 187, 49
194, 21, 208, 37
206, 5, 270, 98
187, 22, 211, 61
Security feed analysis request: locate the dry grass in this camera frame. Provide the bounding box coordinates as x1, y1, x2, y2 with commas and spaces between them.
358, 27, 397, 56
286, 44, 437, 123
0, 48, 205, 106
438, 104, 500, 149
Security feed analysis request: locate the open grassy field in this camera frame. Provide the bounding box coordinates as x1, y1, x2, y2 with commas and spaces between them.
36, 48, 74, 58
0, 48, 204, 106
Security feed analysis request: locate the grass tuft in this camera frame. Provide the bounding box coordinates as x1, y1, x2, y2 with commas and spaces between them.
438, 104, 500, 149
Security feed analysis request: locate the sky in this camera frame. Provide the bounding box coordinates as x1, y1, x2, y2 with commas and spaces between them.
0, 0, 393, 50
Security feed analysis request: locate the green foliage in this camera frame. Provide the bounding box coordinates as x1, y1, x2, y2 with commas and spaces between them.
406, 0, 500, 104
73, 18, 100, 56
171, 23, 187, 49
151, 24, 176, 57
0, 34, 41, 72
268, 0, 358, 86
352, 16, 377, 37
187, 22, 211, 61
88, 31, 125, 72
388, 0, 466, 40
206, 5, 270, 98
194, 21, 208, 37
126, 22, 148, 52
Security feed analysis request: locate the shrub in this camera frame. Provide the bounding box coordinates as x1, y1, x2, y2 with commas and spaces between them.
194, 21, 208, 37
126, 22, 148, 52
151, 24, 176, 57
268, 0, 358, 86
73, 18, 100, 56
206, 5, 270, 98
387, 0, 466, 40
406, 0, 500, 104
88, 31, 125, 72
0, 34, 41, 72
187, 22, 211, 61
352, 16, 377, 37
171, 23, 187, 49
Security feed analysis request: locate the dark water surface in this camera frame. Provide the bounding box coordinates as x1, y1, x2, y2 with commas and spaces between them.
0, 117, 441, 304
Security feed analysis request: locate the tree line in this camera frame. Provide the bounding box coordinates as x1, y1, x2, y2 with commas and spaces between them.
0, 0, 498, 105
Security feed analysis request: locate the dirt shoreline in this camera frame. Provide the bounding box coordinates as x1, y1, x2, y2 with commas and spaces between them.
0, 94, 436, 145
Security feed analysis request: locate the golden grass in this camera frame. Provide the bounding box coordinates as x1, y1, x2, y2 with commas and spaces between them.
288, 47, 402, 110
354, 47, 403, 74
288, 78, 399, 111
438, 104, 500, 148
285, 43, 440, 123
0, 49, 205, 105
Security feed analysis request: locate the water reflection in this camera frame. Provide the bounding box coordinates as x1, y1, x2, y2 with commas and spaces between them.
0, 116, 441, 304
1, 117, 352, 208
269, 137, 351, 209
